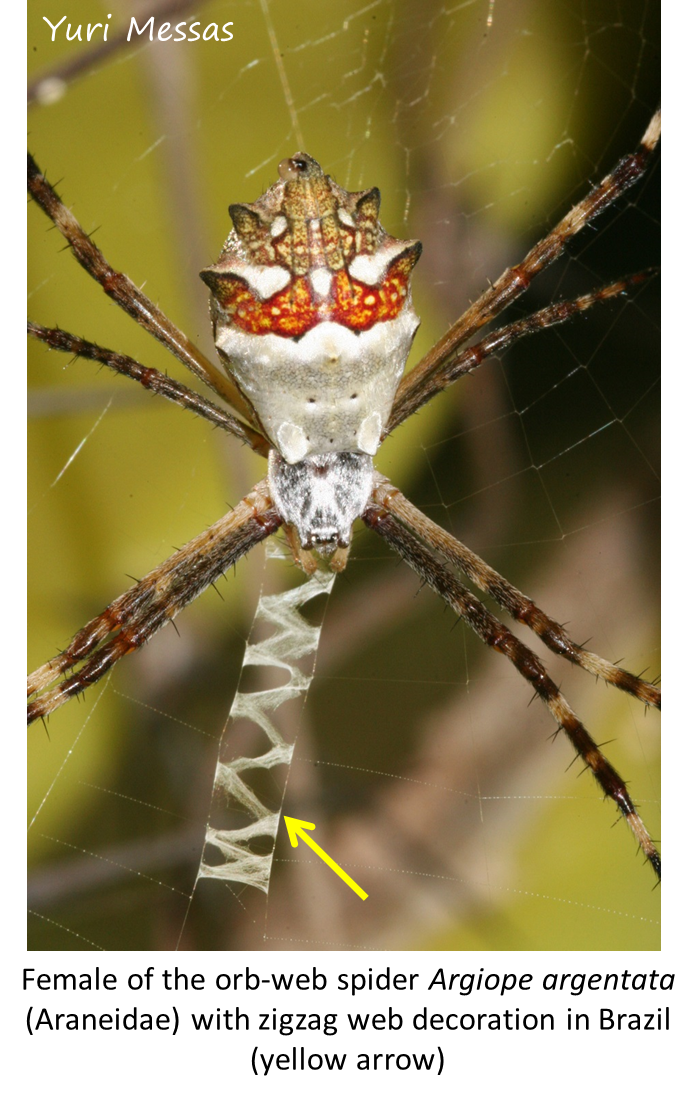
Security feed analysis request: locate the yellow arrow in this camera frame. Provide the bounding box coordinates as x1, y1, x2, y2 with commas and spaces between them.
283, 817, 368, 900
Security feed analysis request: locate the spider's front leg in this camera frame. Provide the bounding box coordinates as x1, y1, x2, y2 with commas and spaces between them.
373, 477, 660, 709
363, 486, 660, 881
27, 483, 281, 724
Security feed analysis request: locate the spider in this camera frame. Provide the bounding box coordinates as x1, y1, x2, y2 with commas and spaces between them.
27, 109, 661, 886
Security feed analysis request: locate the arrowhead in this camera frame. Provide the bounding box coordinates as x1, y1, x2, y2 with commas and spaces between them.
284, 816, 316, 847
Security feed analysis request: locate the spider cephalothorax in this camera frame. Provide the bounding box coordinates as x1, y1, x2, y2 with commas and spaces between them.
201, 152, 421, 570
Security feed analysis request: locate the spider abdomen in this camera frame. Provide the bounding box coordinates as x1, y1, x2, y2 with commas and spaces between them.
201, 152, 421, 464
212, 313, 418, 463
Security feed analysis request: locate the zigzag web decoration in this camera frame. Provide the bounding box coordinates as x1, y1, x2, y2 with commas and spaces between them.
196, 543, 335, 895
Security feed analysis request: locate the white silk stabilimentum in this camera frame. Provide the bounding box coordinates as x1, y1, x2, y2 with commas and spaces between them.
197, 544, 335, 894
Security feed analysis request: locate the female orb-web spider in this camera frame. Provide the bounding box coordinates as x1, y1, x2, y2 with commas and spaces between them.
27, 109, 661, 881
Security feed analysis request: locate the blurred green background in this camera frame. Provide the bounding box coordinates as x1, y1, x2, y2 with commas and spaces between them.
28, 0, 660, 950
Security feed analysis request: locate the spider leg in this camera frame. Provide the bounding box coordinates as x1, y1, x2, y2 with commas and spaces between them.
372, 476, 660, 709
362, 498, 660, 880
27, 152, 264, 434
393, 109, 660, 425
27, 481, 281, 725
387, 270, 657, 430
28, 322, 268, 451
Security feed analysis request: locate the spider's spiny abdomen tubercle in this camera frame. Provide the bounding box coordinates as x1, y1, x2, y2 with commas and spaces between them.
201, 153, 421, 464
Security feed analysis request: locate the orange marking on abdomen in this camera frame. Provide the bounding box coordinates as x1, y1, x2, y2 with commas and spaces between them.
218, 254, 414, 338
